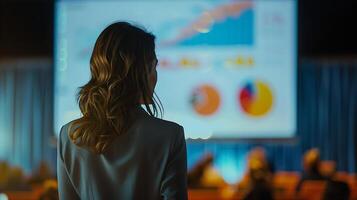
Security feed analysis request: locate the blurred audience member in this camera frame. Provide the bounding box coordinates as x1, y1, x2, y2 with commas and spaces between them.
240, 147, 274, 200
243, 168, 274, 200
29, 161, 54, 185
38, 180, 59, 200
322, 179, 350, 200
296, 148, 326, 192
5, 166, 30, 190
320, 161, 350, 200
319, 160, 336, 178
0, 161, 10, 189
187, 152, 226, 189
0, 161, 53, 191
238, 147, 272, 189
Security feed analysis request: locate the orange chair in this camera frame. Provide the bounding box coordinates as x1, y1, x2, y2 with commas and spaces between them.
297, 180, 327, 200
335, 172, 350, 182
273, 172, 300, 198
188, 189, 222, 200
348, 180, 357, 200
4, 191, 39, 200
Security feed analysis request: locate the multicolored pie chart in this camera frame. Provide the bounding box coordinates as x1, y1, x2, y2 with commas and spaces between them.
191, 84, 221, 116
239, 80, 274, 117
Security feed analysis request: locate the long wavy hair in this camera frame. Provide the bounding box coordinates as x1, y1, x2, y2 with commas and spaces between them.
69, 22, 162, 154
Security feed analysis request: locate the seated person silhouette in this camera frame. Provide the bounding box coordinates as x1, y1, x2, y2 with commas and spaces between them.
322, 179, 350, 200
29, 161, 54, 185
242, 151, 274, 200
5, 166, 31, 191
321, 162, 350, 200
296, 148, 326, 192
0, 161, 10, 190
187, 152, 226, 189
238, 147, 273, 189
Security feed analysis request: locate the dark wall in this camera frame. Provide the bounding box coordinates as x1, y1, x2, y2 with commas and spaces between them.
0, 1, 53, 58
298, 0, 357, 56
0, 0, 356, 58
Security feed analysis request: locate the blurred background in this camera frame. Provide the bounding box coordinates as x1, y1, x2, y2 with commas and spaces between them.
0, 0, 356, 199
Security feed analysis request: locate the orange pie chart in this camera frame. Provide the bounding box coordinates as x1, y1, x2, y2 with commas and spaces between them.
191, 84, 221, 116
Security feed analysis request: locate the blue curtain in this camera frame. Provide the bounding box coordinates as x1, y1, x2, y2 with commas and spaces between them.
187, 60, 357, 183
0, 59, 55, 173
0, 59, 356, 181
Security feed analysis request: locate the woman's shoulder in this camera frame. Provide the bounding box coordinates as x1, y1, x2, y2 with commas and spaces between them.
133, 107, 183, 131
147, 115, 182, 128
142, 114, 183, 133
59, 120, 76, 134
58, 121, 74, 146
58, 120, 83, 148
136, 113, 185, 143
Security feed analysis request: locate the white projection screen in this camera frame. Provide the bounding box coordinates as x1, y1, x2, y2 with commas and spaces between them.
54, 0, 297, 139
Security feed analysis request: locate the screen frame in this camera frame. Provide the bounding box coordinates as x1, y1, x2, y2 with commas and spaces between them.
53, 0, 299, 141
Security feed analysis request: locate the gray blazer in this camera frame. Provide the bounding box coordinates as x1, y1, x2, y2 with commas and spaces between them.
57, 107, 188, 200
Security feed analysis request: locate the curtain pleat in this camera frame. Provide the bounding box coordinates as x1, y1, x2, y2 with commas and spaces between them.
0, 59, 54, 173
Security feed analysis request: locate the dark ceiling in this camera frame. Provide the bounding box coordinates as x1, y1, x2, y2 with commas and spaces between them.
0, 0, 356, 58
0, 1, 53, 57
